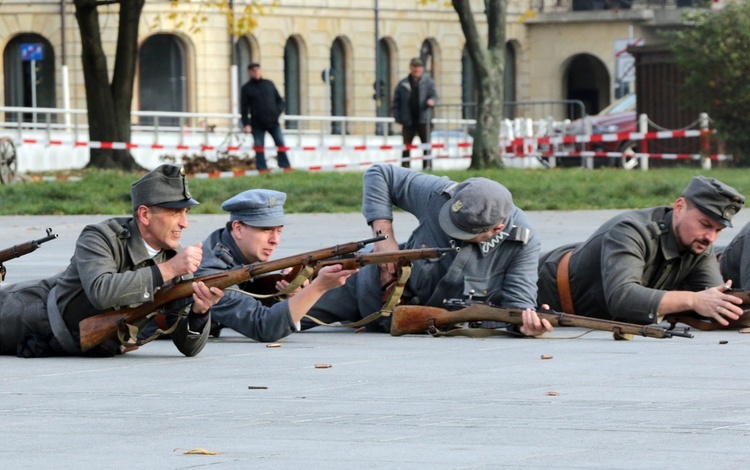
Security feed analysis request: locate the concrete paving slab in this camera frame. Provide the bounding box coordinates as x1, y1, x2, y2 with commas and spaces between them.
2, 210, 750, 469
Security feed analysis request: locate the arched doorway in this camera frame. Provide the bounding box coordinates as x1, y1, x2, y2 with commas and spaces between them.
564, 53, 610, 119
376, 38, 394, 135
3, 34, 56, 123
139, 34, 187, 127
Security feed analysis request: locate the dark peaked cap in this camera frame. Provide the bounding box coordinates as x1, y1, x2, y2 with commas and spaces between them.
130, 164, 199, 211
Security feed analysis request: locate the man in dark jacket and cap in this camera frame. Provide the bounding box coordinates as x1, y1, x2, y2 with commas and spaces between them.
392, 58, 438, 170
240, 63, 292, 172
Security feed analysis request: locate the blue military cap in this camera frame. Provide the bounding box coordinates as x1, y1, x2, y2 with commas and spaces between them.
222, 189, 288, 227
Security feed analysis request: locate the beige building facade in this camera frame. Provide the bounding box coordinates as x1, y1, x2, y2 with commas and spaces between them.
0, 1, 710, 129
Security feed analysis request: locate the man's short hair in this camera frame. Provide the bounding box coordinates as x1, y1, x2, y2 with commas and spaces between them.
247, 63, 261, 70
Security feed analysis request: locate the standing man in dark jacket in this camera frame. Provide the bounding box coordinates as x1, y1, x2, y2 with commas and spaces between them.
240, 63, 292, 172
392, 58, 438, 170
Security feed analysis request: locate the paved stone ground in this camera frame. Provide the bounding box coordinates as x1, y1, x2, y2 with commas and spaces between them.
2, 211, 750, 469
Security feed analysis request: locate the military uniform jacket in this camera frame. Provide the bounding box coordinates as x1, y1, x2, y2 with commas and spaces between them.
361, 164, 539, 310
195, 227, 297, 342
719, 221, 750, 290
56, 217, 210, 356
537, 207, 723, 324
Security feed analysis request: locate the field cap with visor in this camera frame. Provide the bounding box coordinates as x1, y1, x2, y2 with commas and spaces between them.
131, 164, 199, 211
682, 175, 745, 228
410, 57, 424, 67
438, 178, 513, 240
222, 189, 289, 227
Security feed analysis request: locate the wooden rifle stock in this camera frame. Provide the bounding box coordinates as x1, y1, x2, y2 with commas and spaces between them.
78, 234, 387, 352
0, 228, 59, 281
390, 303, 693, 339
665, 290, 750, 331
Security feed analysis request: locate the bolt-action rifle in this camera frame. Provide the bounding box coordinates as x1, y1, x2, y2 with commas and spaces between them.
665, 290, 750, 331
0, 228, 59, 281
246, 244, 458, 297
78, 238, 455, 351
390, 298, 693, 339
77, 234, 385, 351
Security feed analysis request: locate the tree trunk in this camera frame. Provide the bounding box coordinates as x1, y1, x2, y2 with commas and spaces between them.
74, 0, 143, 170
453, 0, 506, 169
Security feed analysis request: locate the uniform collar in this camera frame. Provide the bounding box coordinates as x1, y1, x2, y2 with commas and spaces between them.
127, 218, 178, 265
219, 227, 250, 265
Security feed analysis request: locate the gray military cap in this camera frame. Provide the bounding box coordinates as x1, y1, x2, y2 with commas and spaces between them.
682, 175, 745, 227
222, 189, 288, 227
130, 164, 199, 211
438, 178, 513, 240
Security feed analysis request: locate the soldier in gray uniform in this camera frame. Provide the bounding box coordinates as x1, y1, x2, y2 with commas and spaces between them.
195, 189, 357, 342
0, 164, 223, 357
538, 176, 746, 328
720, 220, 750, 290
303, 163, 553, 336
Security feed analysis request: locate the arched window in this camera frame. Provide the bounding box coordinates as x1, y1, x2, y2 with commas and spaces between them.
330, 38, 347, 135
3, 34, 56, 123
376, 38, 393, 134
284, 38, 301, 130
420, 40, 435, 79
235, 35, 258, 108
504, 42, 517, 119
138, 34, 187, 127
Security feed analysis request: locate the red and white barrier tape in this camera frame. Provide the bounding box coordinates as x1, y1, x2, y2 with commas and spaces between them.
13, 127, 707, 154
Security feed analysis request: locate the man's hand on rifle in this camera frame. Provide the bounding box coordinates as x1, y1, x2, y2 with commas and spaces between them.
310, 265, 359, 292
689, 280, 744, 326
519, 305, 554, 337
190, 281, 224, 314
276, 267, 309, 298
370, 219, 400, 288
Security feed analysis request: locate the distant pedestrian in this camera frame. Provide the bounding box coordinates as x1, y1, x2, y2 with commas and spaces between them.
240, 63, 292, 172
392, 57, 438, 170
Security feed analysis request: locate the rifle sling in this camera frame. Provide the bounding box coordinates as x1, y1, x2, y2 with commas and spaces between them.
46, 286, 81, 355
557, 250, 576, 315
247, 265, 315, 300
117, 308, 184, 350
303, 264, 413, 329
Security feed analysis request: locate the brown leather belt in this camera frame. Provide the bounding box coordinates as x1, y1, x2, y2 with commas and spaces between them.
556, 250, 575, 314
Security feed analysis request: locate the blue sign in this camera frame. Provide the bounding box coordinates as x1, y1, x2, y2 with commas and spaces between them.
20, 43, 43, 61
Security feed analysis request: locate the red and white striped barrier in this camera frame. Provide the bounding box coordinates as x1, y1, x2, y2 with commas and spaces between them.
12, 126, 722, 181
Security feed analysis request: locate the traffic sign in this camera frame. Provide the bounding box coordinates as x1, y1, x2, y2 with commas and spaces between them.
20, 43, 43, 61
